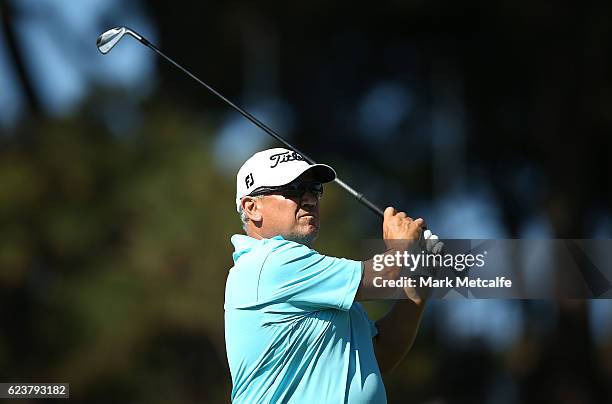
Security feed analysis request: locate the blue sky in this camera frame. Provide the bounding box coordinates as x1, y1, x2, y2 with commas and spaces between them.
0, 0, 156, 126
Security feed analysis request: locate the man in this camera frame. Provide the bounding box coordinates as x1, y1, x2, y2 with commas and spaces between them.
225, 148, 432, 403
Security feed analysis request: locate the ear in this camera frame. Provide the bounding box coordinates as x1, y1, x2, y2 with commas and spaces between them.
242, 197, 263, 223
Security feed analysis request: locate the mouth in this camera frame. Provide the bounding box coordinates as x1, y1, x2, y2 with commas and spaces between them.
299, 213, 317, 219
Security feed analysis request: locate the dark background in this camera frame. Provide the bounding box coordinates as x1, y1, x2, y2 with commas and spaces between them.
1, 0, 611, 403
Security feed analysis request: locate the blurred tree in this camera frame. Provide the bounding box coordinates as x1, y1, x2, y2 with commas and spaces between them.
0, 0, 42, 115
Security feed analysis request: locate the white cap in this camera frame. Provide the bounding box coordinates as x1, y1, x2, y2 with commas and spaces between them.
236, 148, 336, 211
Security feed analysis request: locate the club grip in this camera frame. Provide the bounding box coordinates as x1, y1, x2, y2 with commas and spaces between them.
356, 194, 384, 218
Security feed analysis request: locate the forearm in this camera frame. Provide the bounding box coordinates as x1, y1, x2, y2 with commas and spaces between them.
373, 297, 426, 374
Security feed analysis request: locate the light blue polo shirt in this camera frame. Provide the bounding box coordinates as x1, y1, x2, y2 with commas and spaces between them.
224, 235, 386, 403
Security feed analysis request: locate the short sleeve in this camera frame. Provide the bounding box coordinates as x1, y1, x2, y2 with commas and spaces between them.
257, 240, 362, 312
367, 312, 379, 338
352, 302, 379, 338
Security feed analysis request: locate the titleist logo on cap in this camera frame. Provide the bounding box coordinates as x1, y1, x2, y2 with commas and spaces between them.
269, 151, 304, 168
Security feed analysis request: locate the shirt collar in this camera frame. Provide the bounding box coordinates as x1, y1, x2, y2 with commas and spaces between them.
230, 234, 285, 263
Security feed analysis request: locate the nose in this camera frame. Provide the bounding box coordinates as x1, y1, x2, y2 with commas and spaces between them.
300, 190, 318, 208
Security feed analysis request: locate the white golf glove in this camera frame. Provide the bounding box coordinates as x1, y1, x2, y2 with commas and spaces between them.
421, 229, 444, 254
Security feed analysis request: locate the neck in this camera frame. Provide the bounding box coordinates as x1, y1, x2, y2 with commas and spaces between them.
246, 227, 314, 247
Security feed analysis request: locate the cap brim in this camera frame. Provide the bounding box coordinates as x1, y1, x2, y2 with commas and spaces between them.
298, 164, 336, 184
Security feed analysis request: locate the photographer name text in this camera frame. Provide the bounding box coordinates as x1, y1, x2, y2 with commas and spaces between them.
374, 276, 512, 288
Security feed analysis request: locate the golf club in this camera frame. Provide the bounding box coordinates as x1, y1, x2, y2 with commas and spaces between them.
96, 26, 443, 253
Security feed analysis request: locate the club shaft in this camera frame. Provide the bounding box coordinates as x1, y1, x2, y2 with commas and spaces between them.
137, 36, 385, 218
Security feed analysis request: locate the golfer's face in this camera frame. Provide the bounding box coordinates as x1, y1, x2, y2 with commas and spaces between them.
261, 173, 320, 244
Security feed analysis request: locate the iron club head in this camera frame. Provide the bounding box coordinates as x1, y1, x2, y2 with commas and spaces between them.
96, 26, 143, 54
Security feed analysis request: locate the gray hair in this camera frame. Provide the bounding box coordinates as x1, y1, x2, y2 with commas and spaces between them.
238, 195, 263, 232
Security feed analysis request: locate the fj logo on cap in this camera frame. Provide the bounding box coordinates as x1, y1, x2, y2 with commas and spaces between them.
269, 151, 304, 168
245, 173, 254, 189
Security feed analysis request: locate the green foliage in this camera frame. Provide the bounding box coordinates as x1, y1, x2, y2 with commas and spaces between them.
0, 105, 238, 401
